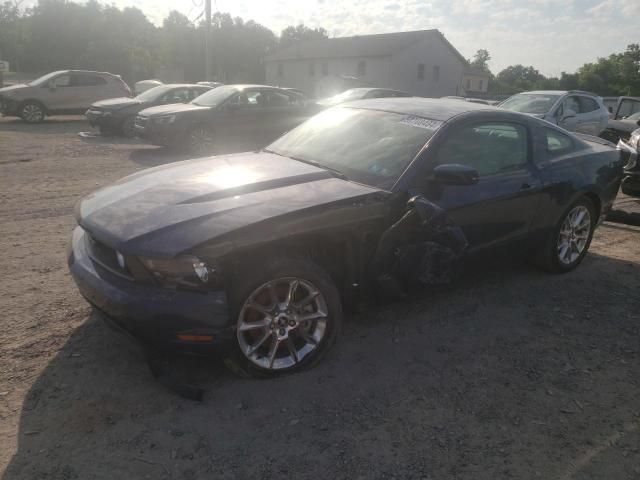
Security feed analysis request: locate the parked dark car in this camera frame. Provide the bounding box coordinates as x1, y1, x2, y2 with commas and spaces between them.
316, 88, 411, 107
86, 84, 212, 137
617, 127, 640, 197
134, 84, 312, 154
599, 111, 640, 144
68, 98, 623, 378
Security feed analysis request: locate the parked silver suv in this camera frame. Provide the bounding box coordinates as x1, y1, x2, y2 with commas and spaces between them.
0, 70, 131, 123
499, 90, 609, 136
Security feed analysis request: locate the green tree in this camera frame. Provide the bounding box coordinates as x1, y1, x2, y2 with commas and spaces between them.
280, 24, 328, 48
469, 49, 491, 72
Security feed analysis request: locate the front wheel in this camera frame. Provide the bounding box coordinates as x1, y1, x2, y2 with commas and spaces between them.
20, 102, 45, 123
187, 126, 216, 156
121, 116, 137, 138
224, 257, 342, 378
535, 197, 596, 273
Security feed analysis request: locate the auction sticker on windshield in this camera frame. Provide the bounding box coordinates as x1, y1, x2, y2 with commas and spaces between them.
399, 116, 443, 130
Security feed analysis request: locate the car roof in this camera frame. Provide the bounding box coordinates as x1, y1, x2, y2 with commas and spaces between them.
163, 83, 211, 88
53, 69, 118, 77
342, 97, 497, 121
230, 84, 288, 91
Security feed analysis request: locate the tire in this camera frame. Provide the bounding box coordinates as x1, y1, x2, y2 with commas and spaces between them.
19, 101, 45, 123
121, 116, 137, 138
535, 196, 596, 273
187, 125, 216, 156
224, 256, 342, 378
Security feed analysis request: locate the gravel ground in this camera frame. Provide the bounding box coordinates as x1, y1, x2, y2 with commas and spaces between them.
1, 116, 640, 480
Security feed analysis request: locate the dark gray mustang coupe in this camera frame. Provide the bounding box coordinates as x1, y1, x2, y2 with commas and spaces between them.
68, 98, 623, 377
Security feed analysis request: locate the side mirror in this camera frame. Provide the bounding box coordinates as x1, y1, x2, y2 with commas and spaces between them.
430, 164, 479, 186
561, 109, 577, 121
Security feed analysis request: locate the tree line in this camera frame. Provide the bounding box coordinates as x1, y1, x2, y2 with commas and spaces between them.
0, 0, 327, 84
469, 46, 640, 97
1, 0, 638, 97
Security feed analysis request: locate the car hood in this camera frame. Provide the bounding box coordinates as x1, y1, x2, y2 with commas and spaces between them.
77, 152, 383, 257
0, 83, 28, 95
91, 97, 140, 110
138, 103, 209, 117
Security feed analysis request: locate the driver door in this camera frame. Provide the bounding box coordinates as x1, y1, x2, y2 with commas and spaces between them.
39, 74, 81, 111
420, 121, 543, 251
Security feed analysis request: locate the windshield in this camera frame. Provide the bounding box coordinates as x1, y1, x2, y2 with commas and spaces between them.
135, 85, 173, 102
28, 71, 65, 86
191, 85, 238, 107
499, 93, 561, 114
267, 107, 442, 190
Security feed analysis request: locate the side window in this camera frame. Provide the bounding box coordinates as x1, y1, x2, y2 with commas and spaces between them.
435, 123, 528, 176
189, 88, 207, 100
72, 74, 106, 87
578, 96, 598, 113
417, 63, 425, 80
432, 65, 440, 83
618, 99, 640, 118
163, 88, 190, 103
51, 75, 71, 87
545, 128, 573, 154
563, 96, 580, 114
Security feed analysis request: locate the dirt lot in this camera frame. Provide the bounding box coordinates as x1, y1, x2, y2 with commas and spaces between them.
1, 116, 640, 480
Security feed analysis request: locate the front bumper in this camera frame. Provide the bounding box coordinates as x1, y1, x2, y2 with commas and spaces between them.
0, 96, 20, 116
85, 109, 120, 129
67, 226, 233, 353
134, 117, 184, 146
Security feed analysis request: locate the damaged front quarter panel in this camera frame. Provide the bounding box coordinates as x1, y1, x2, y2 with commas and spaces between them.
372, 195, 468, 299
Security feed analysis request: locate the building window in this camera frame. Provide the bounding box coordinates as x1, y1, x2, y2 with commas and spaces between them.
417, 63, 425, 80
357, 60, 366, 77
321, 61, 328, 76
466, 78, 471, 89
432, 65, 440, 83
478, 79, 483, 90
309, 62, 315, 77
277, 63, 283, 77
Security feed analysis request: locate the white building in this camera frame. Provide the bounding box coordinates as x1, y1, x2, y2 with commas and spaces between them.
264, 30, 468, 98
462, 67, 490, 96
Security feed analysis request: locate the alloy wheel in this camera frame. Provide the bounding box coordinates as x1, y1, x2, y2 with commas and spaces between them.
237, 277, 328, 371
21, 104, 44, 123
557, 205, 591, 265
189, 127, 215, 155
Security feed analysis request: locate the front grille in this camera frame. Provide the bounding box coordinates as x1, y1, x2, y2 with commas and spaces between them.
135, 115, 148, 128
85, 233, 133, 280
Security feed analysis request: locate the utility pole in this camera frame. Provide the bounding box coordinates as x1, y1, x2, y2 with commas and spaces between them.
205, 0, 212, 81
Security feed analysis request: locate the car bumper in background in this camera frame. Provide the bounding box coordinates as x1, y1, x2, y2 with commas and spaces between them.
134, 116, 183, 146
67, 226, 233, 354
0, 96, 20, 116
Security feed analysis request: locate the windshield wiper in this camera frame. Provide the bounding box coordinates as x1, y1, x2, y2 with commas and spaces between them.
264, 149, 349, 181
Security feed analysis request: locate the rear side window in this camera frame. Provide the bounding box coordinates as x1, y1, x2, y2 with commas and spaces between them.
545, 128, 573, 154
578, 96, 598, 113
73, 74, 107, 87
436, 122, 528, 176
162, 88, 190, 103
52, 75, 71, 87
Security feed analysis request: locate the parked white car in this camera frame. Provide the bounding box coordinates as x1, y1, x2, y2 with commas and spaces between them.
499, 90, 609, 136
133, 79, 163, 95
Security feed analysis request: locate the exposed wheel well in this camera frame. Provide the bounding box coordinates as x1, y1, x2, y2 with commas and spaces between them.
18, 99, 47, 114
583, 192, 601, 222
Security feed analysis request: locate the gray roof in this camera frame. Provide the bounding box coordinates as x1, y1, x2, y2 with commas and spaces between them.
341, 97, 497, 121
265, 29, 467, 64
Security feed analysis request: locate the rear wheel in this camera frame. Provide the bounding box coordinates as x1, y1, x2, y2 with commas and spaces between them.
535, 197, 595, 273
20, 102, 45, 123
224, 257, 342, 378
187, 126, 216, 156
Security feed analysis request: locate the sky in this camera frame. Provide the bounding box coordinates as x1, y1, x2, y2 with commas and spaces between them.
29, 0, 640, 76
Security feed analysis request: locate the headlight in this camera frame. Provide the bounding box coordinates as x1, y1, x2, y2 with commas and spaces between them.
153, 114, 176, 124
139, 255, 221, 290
